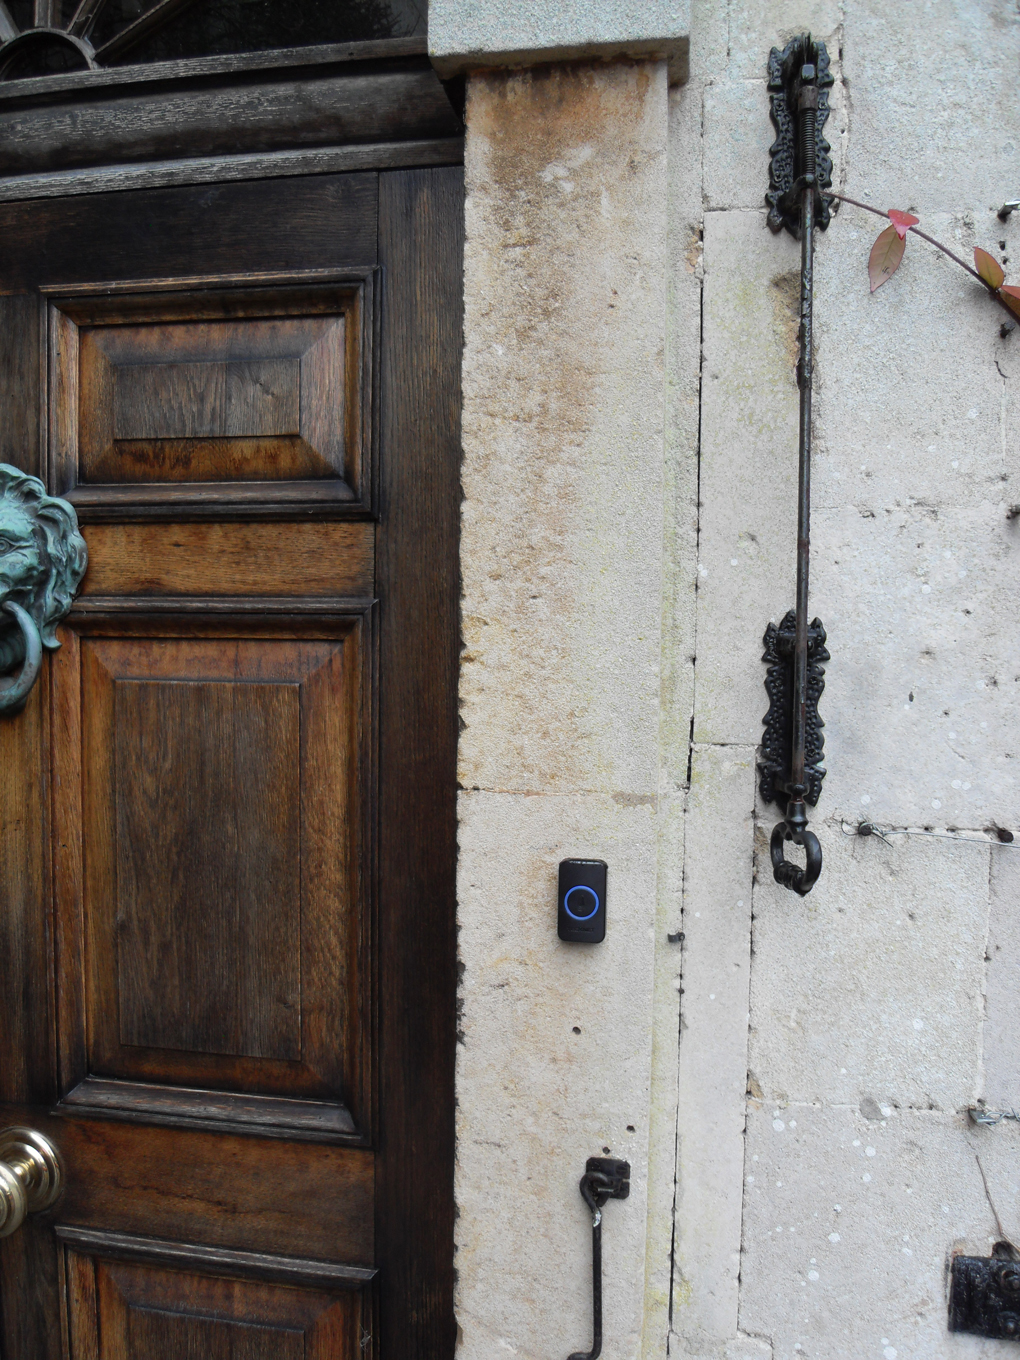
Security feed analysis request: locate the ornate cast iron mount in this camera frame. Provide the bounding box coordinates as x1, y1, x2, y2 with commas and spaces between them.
759, 611, 828, 895
0, 465, 87, 715
766, 34, 834, 238
760, 37, 830, 896
950, 1244, 1020, 1341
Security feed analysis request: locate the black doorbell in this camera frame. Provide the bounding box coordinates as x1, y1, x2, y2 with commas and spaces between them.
557, 858, 607, 943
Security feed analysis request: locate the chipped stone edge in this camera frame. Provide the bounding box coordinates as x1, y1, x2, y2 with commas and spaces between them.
431, 37, 690, 86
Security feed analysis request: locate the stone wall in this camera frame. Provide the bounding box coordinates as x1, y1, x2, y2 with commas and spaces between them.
449, 1, 1020, 1357
454, 59, 675, 1359
674, 2, 1020, 1358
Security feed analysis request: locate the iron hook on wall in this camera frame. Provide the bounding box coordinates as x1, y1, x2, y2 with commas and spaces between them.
759, 34, 833, 896
567, 1157, 630, 1360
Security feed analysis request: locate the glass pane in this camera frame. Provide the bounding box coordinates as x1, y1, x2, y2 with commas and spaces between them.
100, 0, 426, 63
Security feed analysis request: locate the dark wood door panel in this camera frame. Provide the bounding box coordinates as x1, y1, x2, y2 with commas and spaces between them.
64, 1252, 367, 1360
78, 523, 375, 599
0, 59, 459, 177
0, 174, 377, 292
0, 1108, 375, 1262
50, 276, 375, 518
51, 620, 370, 1137
0, 163, 461, 1360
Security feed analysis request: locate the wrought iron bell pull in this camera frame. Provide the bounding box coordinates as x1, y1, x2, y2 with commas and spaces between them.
760, 36, 833, 895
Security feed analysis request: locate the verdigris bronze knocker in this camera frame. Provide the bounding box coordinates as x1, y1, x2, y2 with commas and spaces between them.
0, 465, 87, 715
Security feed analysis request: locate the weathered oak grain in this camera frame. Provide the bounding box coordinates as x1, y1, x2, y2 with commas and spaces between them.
79, 522, 375, 597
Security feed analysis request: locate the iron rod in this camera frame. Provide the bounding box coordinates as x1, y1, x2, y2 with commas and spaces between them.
567, 1217, 602, 1360
792, 103, 816, 799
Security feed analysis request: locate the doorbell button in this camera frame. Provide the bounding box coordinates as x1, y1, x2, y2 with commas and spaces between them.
564, 885, 599, 920
558, 858, 607, 943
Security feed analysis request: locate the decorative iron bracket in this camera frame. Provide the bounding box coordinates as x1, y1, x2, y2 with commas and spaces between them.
766, 34, 834, 237
759, 610, 829, 808
950, 1245, 1020, 1340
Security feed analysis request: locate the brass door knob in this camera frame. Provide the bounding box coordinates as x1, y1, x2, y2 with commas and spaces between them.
0, 1128, 62, 1237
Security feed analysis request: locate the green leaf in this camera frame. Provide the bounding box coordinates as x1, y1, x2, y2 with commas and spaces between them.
975, 247, 1005, 289
868, 225, 906, 292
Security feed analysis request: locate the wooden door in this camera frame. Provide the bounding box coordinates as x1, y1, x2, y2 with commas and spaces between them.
0, 166, 461, 1358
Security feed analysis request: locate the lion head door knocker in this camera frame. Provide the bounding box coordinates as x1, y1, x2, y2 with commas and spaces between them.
758, 34, 833, 895
0, 465, 87, 715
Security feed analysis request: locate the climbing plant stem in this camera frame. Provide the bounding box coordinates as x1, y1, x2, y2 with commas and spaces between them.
825, 190, 1019, 325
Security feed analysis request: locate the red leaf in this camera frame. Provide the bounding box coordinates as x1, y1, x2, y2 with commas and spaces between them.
974, 247, 1005, 289
887, 208, 919, 240
869, 225, 906, 292
1000, 285, 1020, 319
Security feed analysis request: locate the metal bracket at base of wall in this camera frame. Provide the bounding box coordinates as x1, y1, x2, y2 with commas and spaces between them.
567, 1158, 630, 1360
950, 1247, 1020, 1341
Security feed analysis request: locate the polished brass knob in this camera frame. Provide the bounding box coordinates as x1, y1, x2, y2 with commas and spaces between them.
0, 1128, 62, 1237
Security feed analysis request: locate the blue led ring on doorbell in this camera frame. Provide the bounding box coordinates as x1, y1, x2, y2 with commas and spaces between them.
558, 858, 607, 943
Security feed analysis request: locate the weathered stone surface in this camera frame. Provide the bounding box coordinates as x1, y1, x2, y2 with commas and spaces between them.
641, 790, 685, 1353
703, 72, 847, 213
694, 208, 799, 746
673, 745, 757, 1350
725, 0, 843, 79
455, 791, 658, 1360
749, 829, 989, 1109
813, 210, 1016, 514
814, 502, 1020, 828
458, 61, 668, 796
429, 0, 691, 80
841, 1, 1020, 214
983, 845, 1020, 1111
741, 1103, 1020, 1359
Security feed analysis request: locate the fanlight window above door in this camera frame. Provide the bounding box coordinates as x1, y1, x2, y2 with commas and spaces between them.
0, 0, 426, 79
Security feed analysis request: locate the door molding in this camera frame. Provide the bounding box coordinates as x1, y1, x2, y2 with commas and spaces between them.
0, 38, 464, 203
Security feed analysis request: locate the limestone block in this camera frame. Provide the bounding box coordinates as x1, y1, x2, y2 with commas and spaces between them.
813, 210, 1015, 514
814, 502, 1020, 828
841, 1, 1020, 214
694, 209, 800, 745
662, 81, 705, 790
982, 845, 1020, 1110
725, 0, 843, 80
703, 73, 847, 213
703, 80, 772, 213
749, 829, 989, 1110
458, 62, 669, 796
455, 791, 658, 1360
429, 0, 691, 82
641, 790, 685, 1354
740, 1103, 1019, 1359
674, 745, 756, 1348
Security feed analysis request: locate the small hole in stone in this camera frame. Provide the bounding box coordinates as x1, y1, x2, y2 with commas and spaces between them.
572, 1026, 581, 1034
626, 1125, 635, 1132
602, 1146, 611, 1154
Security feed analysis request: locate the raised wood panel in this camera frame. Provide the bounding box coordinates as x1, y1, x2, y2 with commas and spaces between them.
77, 630, 366, 1108
62, 1255, 365, 1360
53, 278, 371, 509
78, 522, 375, 598
115, 679, 302, 1060
0, 1107, 376, 1260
